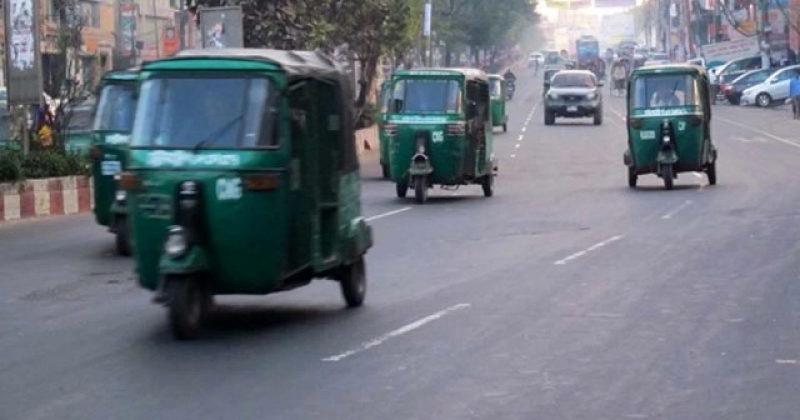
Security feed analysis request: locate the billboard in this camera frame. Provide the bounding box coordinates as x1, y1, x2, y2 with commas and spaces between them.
199, 6, 244, 49
4, 0, 43, 105
594, 0, 636, 7
118, 1, 138, 57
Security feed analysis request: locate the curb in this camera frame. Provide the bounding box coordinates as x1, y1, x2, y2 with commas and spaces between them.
0, 176, 94, 222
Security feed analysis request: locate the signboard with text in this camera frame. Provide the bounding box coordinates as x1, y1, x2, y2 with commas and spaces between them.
4, 0, 43, 105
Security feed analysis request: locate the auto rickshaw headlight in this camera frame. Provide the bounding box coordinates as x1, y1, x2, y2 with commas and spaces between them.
662, 135, 670, 144
164, 226, 188, 258
115, 190, 126, 202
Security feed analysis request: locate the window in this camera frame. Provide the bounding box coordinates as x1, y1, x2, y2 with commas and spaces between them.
631, 74, 700, 108
391, 79, 461, 114
79, 0, 100, 27
131, 76, 274, 148
489, 78, 502, 98
94, 84, 136, 132
66, 104, 95, 131
746, 72, 768, 84
550, 73, 595, 88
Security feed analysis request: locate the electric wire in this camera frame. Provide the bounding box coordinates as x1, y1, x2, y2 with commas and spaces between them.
715, 0, 758, 37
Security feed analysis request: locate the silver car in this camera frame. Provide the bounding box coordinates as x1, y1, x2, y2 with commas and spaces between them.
543, 70, 604, 126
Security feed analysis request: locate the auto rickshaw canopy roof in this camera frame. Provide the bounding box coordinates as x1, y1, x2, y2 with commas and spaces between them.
392, 67, 489, 82
101, 68, 140, 82
631, 63, 709, 81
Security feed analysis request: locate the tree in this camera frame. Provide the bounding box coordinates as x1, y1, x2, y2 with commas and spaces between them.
48, 0, 87, 153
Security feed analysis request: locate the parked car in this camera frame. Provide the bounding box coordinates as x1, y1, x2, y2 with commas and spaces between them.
721, 68, 775, 105
710, 56, 762, 102
740, 64, 800, 107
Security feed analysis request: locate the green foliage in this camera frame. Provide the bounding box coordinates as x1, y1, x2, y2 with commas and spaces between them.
0, 150, 89, 183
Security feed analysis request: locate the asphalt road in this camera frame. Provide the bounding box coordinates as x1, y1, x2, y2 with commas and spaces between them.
4, 76, 800, 420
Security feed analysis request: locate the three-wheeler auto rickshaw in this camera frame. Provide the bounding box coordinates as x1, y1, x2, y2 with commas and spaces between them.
378, 80, 392, 179
119, 48, 373, 339
63, 98, 96, 157
488, 74, 508, 132
624, 64, 718, 190
89, 70, 138, 255
384, 68, 496, 204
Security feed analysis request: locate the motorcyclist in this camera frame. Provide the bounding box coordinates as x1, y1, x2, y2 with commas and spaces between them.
503, 69, 517, 83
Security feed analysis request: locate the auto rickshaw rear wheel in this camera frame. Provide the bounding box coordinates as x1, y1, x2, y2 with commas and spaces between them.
481, 174, 494, 197
628, 168, 637, 188
381, 163, 390, 179
414, 176, 428, 204
166, 277, 210, 340
340, 257, 366, 308
395, 180, 408, 198
707, 161, 717, 185
503, 124, 507, 132
662, 165, 674, 190
114, 216, 132, 256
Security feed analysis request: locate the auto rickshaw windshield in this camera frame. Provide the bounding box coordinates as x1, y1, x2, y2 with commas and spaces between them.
93, 84, 136, 132
67, 103, 95, 131
131, 76, 273, 148
631, 74, 700, 108
489, 78, 502, 98
550, 73, 596, 88
391, 78, 461, 114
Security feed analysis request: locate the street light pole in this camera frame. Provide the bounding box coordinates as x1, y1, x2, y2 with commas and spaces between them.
178, 0, 186, 50
424, 0, 432, 66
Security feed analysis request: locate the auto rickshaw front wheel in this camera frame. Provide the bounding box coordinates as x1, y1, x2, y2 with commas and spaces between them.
662, 165, 674, 190
414, 176, 428, 204
340, 257, 366, 308
166, 277, 211, 340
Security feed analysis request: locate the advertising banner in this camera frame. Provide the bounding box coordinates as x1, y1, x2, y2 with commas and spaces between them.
700, 37, 760, 62
118, 1, 138, 57
594, 0, 636, 8
4, 0, 43, 105
199, 6, 244, 49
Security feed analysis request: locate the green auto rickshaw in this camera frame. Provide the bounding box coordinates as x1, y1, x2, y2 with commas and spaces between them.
543, 65, 564, 95
378, 79, 392, 178
624, 64, 717, 190
384, 68, 496, 204
488, 74, 508, 132
119, 48, 373, 339
89, 69, 138, 255
63, 98, 96, 157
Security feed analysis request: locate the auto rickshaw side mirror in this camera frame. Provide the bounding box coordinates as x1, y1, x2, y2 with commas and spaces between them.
391, 99, 403, 113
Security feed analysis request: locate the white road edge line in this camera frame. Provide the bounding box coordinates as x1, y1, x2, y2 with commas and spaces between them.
554, 235, 624, 265
719, 117, 800, 149
365, 207, 412, 222
521, 126, 527, 133
322, 303, 472, 362
510, 154, 516, 158
518, 134, 524, 142
661, 200, 692, 220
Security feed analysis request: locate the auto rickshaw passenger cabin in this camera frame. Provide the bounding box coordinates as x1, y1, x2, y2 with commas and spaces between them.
122, 49, 373, 339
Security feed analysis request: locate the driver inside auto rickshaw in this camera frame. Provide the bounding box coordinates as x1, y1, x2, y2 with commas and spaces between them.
652, 81, 682, 107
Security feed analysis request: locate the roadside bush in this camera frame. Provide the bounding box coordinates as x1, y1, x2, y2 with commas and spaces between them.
0, 150, 90, 183
0, 151, 23, 183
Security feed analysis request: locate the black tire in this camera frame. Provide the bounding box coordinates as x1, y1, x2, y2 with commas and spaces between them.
395, 180, 408, 198
340, 257, 366, 308
502, 123, 507, 132
544, 111, 555, 126
756, 92, 772, 108
167, 278, 209, 340
114, 216, 132, 256
481, 174, 494, 197
381, 163, 390, 179
593, 109, 603, 125
628, 168, 637, 188
414, 176, 428, 204
707, 161, 717, 185
662, 165, 674, 190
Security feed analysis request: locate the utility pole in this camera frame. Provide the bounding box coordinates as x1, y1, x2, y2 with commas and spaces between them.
758, 0, 771, 68
178, 0, 186, 50
424, 0, 432, 66
152, 0, 161, 57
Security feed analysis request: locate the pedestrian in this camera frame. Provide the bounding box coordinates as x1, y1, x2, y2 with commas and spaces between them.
788, 48, 797, 65
790, 71, 800, 120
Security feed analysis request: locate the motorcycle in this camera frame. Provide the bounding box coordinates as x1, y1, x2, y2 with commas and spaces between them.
506, 80, 516, 100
